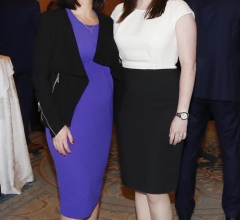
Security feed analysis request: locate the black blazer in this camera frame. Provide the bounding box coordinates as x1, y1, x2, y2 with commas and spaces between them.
33, 9, 124, 137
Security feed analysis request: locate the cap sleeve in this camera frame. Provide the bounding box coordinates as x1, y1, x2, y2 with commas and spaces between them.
175, 0, 194, 22
111, 3, 124, 21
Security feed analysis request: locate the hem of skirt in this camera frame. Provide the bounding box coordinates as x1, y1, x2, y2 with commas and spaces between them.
121, 181, 177, 194
60, 211, 90, 219
60, 199, 99, 219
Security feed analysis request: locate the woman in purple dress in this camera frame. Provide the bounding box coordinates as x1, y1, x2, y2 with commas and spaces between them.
33, 0, 123, 219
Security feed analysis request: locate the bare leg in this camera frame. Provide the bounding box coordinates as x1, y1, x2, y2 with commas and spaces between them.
135, 191, 151, 220
146, 193, 172, 220
60, 203, 99, 220
87, 203, 99, 220
60, 215, 81, 220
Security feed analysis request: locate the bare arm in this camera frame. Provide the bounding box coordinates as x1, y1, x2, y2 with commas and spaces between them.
169, 13, 197, 145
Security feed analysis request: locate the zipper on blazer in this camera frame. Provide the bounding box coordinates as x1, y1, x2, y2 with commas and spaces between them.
52, 73, 60, 93
38, 102, 56, 136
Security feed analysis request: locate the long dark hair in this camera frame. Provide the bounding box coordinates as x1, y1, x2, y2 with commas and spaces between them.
118, 0, 168, 22
57, 0, 104, 10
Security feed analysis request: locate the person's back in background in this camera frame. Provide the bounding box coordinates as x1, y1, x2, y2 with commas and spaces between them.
175, 0, 240, 219
0, 0, 42, 153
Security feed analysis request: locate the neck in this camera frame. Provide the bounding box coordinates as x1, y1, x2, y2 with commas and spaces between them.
75, 0, 93, 16
71, 0, 98, 25
137, 0, 152, 9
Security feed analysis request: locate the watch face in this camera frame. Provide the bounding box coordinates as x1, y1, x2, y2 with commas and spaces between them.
181, 113, 188, 120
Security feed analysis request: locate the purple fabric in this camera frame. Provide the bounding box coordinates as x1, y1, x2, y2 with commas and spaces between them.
46, 9, 113, 219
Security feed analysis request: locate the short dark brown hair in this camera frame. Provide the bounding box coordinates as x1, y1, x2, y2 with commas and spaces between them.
57, 0, 104, 10
118, 0, 168, 22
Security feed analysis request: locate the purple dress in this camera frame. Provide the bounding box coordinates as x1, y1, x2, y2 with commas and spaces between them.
46, 9, 113, 219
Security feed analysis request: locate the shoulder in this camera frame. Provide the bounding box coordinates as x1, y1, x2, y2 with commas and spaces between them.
37, 9, 68, 32
40, 8, 67, 22
113, 3, 124, 12
166, 0, 194, 19
167, 0, 191, 9
111, 3, 124, 21
41, 8, 65, 17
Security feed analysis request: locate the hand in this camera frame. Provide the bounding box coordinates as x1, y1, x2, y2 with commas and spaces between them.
169, 116, 188, 145
53, 125, 74, 156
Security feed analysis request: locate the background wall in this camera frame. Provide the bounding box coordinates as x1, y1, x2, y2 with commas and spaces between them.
37, 0, 122, 15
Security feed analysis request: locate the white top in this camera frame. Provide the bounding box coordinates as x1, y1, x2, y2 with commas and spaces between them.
111, 0, 194, 69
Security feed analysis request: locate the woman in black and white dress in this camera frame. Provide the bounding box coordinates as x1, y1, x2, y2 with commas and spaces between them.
111, 0, 196, 219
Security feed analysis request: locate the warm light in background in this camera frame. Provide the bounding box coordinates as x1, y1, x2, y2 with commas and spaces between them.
37, 0, 122, 15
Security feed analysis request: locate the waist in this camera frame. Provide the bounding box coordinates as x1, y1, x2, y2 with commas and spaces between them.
122, 61, 177, 69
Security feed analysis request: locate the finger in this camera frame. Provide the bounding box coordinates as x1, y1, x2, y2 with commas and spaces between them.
184, 132, 187, 139
182, 132, 187, 140
55, 141, 62, 154
53, 139, 57, 150
56, 140, 65, 156
173, 134, 179, 145
59, 141, 67, 156
63, 141, 71, 154
169, 132, 175, 145
178, 135, 182, 142
67, 130, 74, 144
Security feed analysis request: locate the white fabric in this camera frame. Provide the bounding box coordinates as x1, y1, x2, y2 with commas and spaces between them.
0, 56, 14, 99
111, 0, 194, 69
0, 55, 34, 195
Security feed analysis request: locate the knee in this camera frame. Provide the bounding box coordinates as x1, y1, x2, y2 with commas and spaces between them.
146, 193, 168, 205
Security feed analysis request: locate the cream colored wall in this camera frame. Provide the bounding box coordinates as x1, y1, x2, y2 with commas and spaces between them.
37, 0, 122, 14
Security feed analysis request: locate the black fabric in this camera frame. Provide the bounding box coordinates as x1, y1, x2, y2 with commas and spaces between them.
116, 68, 183, 194
175, 99, 240, 218
33, 9, 123, 137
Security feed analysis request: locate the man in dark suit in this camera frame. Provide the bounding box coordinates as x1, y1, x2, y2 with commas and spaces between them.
175, 0, 240, 220
0, 0, 42, 152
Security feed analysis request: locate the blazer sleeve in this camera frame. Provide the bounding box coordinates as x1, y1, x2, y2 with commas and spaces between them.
33, 12, 65, 137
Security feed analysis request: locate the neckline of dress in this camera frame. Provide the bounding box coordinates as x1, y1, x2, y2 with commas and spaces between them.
67, 8, 99, 26
135, 8, 146, 11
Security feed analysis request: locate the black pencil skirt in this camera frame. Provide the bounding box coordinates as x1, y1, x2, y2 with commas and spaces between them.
116, 68, 184, 194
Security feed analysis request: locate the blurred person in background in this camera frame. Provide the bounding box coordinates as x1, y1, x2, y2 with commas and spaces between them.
0, 0, 42, 153
175, 0, 240, 219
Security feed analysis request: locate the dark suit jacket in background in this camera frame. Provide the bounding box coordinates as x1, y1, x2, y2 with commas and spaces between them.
0, 0, 40, 74
186, 0, 240, 102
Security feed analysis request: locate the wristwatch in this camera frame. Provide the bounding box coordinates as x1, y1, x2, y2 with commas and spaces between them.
176, 112, 189, 120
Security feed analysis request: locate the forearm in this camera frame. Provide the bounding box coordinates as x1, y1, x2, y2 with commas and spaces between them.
177, 64, 196, 113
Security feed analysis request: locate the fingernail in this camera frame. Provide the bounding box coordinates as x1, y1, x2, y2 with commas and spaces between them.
72, 140, 75, 144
